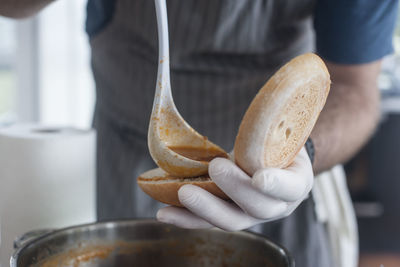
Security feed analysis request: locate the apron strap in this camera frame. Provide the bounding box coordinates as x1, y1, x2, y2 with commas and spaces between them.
312, 165, 359, 267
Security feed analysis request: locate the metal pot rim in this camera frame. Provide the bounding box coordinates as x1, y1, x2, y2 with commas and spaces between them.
10, 218, 294, 267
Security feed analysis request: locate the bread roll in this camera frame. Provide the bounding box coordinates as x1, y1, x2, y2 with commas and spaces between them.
234, 53, 330, 175
137, 168, 229, 206
137, 53, 330, 206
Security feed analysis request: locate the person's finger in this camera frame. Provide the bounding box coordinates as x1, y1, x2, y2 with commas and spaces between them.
157, 206, 213, 229
252, 168, 311, 202
252, 148, 313, 202
209, 158, 287, 219
178, 184, 279, 229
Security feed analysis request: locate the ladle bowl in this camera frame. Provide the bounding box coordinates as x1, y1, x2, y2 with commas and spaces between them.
148, 0, 226, 177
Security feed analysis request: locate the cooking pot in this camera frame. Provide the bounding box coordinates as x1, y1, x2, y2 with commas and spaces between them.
11, 219, 294, 267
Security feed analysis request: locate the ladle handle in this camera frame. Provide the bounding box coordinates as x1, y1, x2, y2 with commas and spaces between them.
155, 0, 169, 64
154, 0, 172, 101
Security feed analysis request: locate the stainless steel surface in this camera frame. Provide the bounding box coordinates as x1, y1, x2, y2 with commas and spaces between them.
11, 219, 293, 267
13, 229, 55, 250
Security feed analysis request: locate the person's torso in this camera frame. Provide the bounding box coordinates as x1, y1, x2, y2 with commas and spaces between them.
91, 3, 335, 266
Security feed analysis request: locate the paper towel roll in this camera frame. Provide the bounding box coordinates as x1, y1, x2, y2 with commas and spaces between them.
0, 124, 96, 266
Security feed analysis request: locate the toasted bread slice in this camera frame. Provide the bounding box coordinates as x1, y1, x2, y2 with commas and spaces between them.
137, 168, 229, 207
234, 53, 330, 175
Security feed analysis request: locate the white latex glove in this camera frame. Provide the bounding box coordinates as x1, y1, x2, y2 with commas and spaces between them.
157, 147, 313, 231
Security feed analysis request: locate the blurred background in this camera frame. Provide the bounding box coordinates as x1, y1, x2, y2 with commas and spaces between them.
1, 1, 400, 266
0, 2, 95, 266
0, 0, 93, 128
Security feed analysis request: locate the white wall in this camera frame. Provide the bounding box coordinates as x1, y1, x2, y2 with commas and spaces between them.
38, 0, 94, 128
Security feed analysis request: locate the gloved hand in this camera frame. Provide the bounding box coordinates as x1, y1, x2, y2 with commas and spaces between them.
157, 147, 313, 231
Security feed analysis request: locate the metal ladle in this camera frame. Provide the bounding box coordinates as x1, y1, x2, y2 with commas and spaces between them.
148, 0, 226, 177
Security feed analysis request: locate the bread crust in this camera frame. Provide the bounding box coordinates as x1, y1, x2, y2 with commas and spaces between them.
234, 53, 330, 175
137, 168, 229, 206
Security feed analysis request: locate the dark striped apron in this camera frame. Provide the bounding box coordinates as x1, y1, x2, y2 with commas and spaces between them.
90, 0, 333, 265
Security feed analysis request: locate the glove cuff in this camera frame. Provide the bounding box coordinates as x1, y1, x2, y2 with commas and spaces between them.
305, 138, 315, 164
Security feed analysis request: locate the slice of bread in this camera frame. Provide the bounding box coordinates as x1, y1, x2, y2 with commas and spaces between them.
137, 168, 229, 206
234, 53, 330, 175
